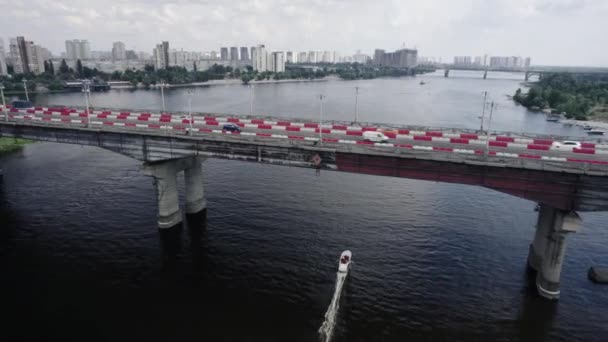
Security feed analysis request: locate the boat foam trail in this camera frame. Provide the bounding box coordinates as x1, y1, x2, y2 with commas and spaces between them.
318, 272, 347, 342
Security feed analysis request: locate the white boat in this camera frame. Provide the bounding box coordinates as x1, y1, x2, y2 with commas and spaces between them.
587, 130, 605, 135
338, 250, 352, 273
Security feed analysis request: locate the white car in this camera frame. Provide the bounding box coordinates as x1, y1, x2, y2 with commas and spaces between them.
551, 140, 581, 149
362, 131, 390, 143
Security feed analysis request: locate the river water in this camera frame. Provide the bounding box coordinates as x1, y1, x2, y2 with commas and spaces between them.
1, 70, 607, 341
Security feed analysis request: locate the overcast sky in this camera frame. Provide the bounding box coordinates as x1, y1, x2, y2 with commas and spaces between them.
0, 0, 606, 66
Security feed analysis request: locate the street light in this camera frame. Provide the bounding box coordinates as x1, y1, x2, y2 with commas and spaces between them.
354, 86, 359, 124
249, 83, 254, 116
484, 101, 496, 156
0, 83, 6, 122
479, 91, 488, 133
187, 90, 194, 135
22, 79, 29, 102
82, 80, 91, 128
159, 81, 167, 113
319, 94, 325, 145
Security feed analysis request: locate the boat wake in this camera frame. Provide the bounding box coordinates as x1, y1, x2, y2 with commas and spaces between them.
318, 271, 348, 342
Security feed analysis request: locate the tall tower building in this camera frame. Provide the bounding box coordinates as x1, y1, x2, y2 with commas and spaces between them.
220, 47, 229, 60
0, 38, 7, 76
112, 41, 126, 60
252, 44, 267, 72
240, 46, 249, 61
153, 41, 170, 70
230, 47, 238, 61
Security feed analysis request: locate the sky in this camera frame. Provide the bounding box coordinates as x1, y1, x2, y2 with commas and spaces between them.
0, 0, 606, 66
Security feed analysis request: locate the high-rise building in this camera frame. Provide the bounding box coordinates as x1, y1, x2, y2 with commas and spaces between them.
373, 48, 416, 67
240, 47, 249, 61
112, 41, 126, 60
153, 41, 170, 70
230, 47, 238, 61
80, 40, 91, 59
270, 52, 285, 72
307, 51, 317, 63
0, 38, 7, 76
65, 39, 91, 60
298, 52, 307, 63
10, 36, 46, 74
525, 57, 531, 69
220, 47, 229, 60
286, 51, 293, 64
252, 44, 267, 72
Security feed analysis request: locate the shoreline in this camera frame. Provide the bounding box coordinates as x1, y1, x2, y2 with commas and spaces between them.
0, 138, 32, 155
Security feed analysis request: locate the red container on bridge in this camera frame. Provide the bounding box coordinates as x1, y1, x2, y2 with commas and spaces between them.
527, 144, 550, 151
533, 139, 553, 145
398, 129, 410, 135
332, 125, 348, 130
251, 119, 265, 124
304, 123, 319, 128
460, 133, 478, 139
362, 127, 377, 131
227, 117, 240, 123
425, 131, 443, 137
414, 135, 432, 141
276, 121, 290, 126
496, 136, 515, 142
286, 126, 301, 131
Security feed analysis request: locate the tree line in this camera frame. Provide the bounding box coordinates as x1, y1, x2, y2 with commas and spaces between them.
513, 73, 608, 120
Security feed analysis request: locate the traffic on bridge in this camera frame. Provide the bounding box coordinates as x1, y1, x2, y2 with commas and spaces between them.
2, 104, 608, 166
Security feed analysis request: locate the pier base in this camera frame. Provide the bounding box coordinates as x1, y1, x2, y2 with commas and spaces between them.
143, 156, 206, 229
527, 204, 582, 299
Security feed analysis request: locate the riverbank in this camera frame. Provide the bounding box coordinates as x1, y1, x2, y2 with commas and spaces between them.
0, 138, 32, 155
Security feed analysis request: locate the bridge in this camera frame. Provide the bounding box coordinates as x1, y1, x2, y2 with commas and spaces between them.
442, 65, 608, 80
1, 104, 608, 300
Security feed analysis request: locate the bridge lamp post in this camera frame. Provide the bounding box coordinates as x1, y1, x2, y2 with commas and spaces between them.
0, 83, 6, 122
354, 86, 359, 124
484, 101, 496, 156
159, 81, 167, 113
249, 84, 254, 116
82, 80, 91, 128
187, 90, 194, 135
319, 94, 326, 146
22, 79, 29, 102
479, 91, 488, 133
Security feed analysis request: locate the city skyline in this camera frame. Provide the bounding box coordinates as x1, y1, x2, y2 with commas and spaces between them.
0, 0, 606, 67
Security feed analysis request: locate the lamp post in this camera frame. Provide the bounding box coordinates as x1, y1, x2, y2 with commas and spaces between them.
479, 91, 488, 133
0, 83, 6, 122
319, 94, 325, 145
82, 80, 91, 128
249, 83, 254, 116
187, 90, 194, 135
23, 79, 29, 102
354, 86, 359, 124
159, 81, 167, 113
485, 101, 496, 156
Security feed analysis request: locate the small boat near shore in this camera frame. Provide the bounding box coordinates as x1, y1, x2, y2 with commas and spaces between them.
338, 250, 352, 273
587, 129, 605, 135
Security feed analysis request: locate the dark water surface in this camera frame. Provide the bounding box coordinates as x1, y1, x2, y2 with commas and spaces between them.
1, 71, 607, 341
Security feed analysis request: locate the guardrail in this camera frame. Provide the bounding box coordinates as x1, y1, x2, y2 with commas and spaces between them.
8, 104, 604, 145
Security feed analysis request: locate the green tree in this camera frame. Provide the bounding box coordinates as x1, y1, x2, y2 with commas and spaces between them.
59, 59, 69, 74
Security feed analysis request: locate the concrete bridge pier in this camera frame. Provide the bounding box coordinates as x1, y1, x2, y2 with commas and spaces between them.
527, 204, 582, 299
184, 158, 206, 215
143, 156, 206, 229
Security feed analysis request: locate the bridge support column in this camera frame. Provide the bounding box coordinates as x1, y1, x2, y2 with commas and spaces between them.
143, 160, 183, 229
528, 204, 582, 299
184, 157, 206, 215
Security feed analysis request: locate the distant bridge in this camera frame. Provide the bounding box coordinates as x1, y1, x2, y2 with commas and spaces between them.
2, 104, 608, 300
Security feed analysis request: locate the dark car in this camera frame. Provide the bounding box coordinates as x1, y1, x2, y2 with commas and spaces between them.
223, 123, 241, 133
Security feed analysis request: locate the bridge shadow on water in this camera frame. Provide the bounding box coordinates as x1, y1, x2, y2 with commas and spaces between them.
158, 210, 208, 273
513, 269, 558, 342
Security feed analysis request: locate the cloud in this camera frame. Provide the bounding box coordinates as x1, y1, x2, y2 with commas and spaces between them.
0, 0, 605, 66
